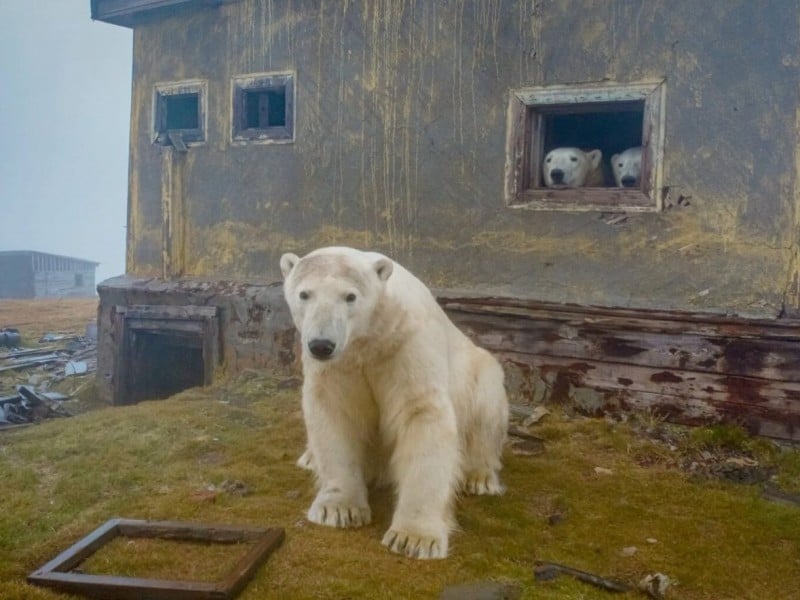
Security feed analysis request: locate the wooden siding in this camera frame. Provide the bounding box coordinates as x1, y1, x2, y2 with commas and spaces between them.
0, 252, 97, 299
441, 296, 800, 441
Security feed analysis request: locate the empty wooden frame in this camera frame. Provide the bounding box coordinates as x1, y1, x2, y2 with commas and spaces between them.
28, 518, 285, 600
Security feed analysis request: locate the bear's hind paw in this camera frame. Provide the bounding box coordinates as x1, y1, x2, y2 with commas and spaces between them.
381, 529, 448, 559
308, 501, 371, 528
296, 448, 315, 472
463, 470, 505, 496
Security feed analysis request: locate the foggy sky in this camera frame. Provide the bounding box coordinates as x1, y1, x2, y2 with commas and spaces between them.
0, 0, 132, 285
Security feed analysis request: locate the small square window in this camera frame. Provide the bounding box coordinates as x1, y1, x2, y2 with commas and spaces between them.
232, 72, 294, 143
153, 80, 207, 147
505, 80, 666, 212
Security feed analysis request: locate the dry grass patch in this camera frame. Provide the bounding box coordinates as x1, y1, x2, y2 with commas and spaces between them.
0, 371, 798, 599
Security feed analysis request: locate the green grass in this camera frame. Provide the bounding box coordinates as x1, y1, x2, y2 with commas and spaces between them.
1, 372, 799, 599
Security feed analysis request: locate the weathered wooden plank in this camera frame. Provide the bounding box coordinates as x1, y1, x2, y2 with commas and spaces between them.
450, 311, 800, 380
116, 519, 267, 543
441, 297, 800, 339
29, 519, 285, 600
440, 296, 800, 440
500, 351, 800, 439
120, 304, 218, 321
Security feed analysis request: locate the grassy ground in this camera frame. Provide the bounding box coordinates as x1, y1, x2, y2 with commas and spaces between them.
1, 299, 799, 599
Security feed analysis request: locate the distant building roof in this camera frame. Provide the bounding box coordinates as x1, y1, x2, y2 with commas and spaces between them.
91, 0, 232, 28
0, 250, 99, 267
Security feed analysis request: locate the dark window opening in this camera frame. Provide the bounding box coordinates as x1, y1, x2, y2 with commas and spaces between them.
153, 82, 205, 146
162, 94, 199, 130
540, 102, 644, 188
505, 81, 665, 212
232, 73, 294, 143
74, 273, 84, 287
245, 89, 286, 128
128, 331, 204, 404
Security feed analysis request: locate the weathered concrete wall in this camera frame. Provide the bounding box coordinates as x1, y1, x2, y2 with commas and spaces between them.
125, 0, 800, 318
96, 276, 297, 404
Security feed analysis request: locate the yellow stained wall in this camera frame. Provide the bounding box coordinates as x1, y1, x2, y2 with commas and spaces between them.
125, 0, 800, 317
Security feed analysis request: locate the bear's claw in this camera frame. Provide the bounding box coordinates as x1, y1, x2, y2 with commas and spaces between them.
308, 502, 371, 528
463, 470, 505, 495
381, 528, 447, 559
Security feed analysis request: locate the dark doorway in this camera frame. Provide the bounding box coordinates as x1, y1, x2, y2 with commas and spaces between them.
114, 305, 219, 405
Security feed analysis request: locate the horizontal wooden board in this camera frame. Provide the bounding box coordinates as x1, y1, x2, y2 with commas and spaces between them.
440, 296, 800, 440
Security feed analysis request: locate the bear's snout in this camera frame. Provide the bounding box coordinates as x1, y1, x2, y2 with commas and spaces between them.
550, 168, 565, 183
621, 175, 637, 187
308, 338, 337, 360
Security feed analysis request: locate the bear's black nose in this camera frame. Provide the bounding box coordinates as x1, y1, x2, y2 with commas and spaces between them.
621, 175, 637, 187
550, 169, 564, 183
309, 338, 336, 359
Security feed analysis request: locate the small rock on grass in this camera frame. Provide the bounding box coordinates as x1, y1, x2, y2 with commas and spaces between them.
440, 581, 521, 600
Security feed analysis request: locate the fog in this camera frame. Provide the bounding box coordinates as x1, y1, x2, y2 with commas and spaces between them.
0, 0, 133, 285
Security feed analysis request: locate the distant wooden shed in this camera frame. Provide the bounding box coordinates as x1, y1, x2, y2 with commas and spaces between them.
0, 251, 98, 299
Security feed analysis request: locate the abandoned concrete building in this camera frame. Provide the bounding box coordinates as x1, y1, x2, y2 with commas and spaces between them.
0, 251, 98, 299
91, 0, 800, 440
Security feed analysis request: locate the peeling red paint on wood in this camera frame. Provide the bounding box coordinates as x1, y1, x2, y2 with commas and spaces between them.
440, 296, 800, 441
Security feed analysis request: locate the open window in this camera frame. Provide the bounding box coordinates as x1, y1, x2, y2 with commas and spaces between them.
153, 80, 207, 148
232, 72, 295, 143
504, 80, 666, 212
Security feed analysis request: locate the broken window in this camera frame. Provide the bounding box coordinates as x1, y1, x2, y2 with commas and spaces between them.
504, 80, 666, 212
153, 80, 207, 147
232, 72, 294, 143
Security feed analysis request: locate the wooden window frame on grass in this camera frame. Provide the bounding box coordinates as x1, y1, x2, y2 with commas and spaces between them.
28, 518, 285, 600
504, 80, 666, 212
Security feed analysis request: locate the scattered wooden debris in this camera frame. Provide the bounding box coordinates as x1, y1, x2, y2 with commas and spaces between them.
0, 385, 70, 427
0, 326, 97, 427
534, 561, 632, 593
761, 483, 800, 507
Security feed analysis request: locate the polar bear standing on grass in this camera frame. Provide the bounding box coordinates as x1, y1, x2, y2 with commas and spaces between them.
543, 147, 604, 187
280, 247, 508, 560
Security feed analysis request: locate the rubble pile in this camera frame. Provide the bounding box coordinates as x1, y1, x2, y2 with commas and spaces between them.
0, 325, 97, 428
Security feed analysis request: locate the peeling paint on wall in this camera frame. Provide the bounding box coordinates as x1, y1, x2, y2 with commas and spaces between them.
124, 0, 800, 318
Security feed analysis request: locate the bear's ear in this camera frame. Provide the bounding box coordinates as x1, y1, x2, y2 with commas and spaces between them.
587, 149, 602, 169
374, 257, 394, 282
280, 253, 300, 279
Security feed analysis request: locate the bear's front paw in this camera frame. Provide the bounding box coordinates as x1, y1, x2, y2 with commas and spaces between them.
308, 500, 371, 528
381, 528, 448, 559
463, 470, 505, 496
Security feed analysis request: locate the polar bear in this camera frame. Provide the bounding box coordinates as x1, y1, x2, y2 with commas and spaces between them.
542, 147, 604, 187
280, 246, 508, 560
611, 146, 643, 188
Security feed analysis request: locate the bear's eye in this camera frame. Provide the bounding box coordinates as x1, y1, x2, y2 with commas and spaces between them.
299, 291, 309, 301
570, 156, 578, 162
545, 157, 552, 163
618, 163, 623, 168
345, 293, 357, 303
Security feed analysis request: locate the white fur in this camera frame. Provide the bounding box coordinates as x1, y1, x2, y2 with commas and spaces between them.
542, 147, 603, 187
611, 146, 643, 188
280, 246, 509, 560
